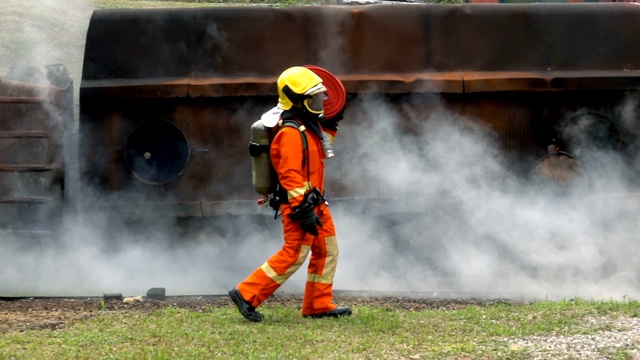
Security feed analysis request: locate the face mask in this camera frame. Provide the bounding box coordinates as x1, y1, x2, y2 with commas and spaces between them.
305, 92, 327, 114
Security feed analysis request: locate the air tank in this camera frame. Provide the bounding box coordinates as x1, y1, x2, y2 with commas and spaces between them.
249, 119, 277, 196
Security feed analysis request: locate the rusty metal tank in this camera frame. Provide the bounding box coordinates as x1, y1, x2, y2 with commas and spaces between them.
0, 64, 73, 236
79, 4, 640, 218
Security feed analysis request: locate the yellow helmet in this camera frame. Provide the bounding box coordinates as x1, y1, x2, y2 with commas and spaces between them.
277, 66, 327, 114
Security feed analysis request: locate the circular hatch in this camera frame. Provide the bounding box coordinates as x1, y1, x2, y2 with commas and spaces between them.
125, 120, 190, 185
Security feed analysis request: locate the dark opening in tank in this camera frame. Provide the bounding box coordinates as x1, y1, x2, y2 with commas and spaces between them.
125, 120, 189, 185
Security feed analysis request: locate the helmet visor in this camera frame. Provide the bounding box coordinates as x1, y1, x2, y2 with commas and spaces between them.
306, 92, 327, 114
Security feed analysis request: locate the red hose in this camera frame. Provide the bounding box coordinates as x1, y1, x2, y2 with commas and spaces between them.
304, 65, 346, 120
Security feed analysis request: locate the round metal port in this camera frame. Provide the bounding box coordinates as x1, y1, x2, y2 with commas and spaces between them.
125, 120, 189, 185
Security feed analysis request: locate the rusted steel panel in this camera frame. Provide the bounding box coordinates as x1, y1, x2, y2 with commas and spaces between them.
462, 71, 640, 93
80, 97, 261, 206
0, 78, 52, 98
79, 4, 640, 216
82, 73, 465, 98
81, 69, 640, 98
339, 72, 464, 94
0, 73, 72, 231
80, 81, 189, 99
452, 5, 640, 73
82, 4, 640, 97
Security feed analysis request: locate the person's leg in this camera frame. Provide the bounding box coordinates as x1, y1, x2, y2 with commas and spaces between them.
301, 206, 350, 316
301, 207, 351, 318
302, 233, 338, 315
237, 232, 310, 307
231, 214, 309, 321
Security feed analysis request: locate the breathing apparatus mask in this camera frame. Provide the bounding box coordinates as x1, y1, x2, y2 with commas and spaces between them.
303, 84, 328, 114
303, 87, 335, 159
298, 84, 334, 159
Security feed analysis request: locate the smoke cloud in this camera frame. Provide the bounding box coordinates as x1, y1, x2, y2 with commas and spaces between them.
328, 92, 640, 300
1, 1, 639, 302
0, 0, 93, 98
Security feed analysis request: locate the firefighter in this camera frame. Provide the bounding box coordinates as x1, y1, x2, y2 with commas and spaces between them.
229, 66, 350, 322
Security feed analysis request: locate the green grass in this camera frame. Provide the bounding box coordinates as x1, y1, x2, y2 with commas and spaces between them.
2, 299, 640, 359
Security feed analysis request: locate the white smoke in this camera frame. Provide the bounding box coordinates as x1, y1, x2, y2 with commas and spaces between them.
1, 1, 639, 302
324, 93, 640, 300
0, 0, 93, 96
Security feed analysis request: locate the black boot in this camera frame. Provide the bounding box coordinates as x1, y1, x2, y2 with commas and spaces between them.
304, 306, 352, 319
228, 287, 263, 322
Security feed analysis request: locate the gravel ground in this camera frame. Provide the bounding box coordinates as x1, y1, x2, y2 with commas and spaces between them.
1, 294, 639, 359
507, 316, 640, 360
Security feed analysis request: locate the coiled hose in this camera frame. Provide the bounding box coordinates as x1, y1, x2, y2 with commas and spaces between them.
304, 64, 346, 120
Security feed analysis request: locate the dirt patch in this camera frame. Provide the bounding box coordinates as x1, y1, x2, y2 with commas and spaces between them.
0, 293, 522, 333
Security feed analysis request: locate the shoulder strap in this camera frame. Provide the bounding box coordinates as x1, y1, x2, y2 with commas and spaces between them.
280, 119, 311, 185
281, 119, 307, 150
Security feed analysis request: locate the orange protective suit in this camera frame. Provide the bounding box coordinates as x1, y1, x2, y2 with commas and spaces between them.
236, 119, 339, 316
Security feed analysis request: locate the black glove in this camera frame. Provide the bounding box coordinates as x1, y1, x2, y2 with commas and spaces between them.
290, 204, 322, 236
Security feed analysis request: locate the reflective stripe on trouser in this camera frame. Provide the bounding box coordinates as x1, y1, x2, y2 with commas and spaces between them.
237, 204, 338, 315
